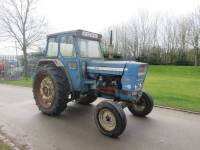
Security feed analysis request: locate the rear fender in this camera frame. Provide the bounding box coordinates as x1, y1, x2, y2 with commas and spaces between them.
38, 59, 64, 67
37, 59, 73, 92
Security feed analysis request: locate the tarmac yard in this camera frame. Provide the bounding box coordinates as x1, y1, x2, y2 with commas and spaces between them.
0, 84, 200, 150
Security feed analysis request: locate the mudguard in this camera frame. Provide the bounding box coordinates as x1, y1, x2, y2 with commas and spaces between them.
37, 59, 73, 92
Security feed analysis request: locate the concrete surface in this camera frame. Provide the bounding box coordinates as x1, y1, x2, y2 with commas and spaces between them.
0, 84, 200, 150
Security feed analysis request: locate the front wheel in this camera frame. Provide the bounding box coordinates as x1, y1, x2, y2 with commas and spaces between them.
94, 101, 127, 137
128, 92, 154, 117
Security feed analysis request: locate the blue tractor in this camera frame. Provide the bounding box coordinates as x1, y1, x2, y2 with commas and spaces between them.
33, 30, 153, 137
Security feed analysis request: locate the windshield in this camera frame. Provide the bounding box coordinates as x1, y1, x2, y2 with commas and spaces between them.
78, 39, 102, 58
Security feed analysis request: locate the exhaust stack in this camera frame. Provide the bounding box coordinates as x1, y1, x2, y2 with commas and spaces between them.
108, 30, 113, 59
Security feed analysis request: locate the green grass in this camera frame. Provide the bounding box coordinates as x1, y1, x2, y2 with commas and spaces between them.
0, 143, 11, 150
0, 65, 199, 112
0, 78, 32, 87
144, 65, 200, 112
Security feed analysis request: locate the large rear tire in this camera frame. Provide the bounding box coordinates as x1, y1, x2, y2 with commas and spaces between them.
33, 65, 70, 116
94, 101, 127, 137
128, 91, 154, 117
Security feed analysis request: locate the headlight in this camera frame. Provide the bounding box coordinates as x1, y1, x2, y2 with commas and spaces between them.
134, 83, 142, 91
132, 83, 142, 96
138, 64, 146, 76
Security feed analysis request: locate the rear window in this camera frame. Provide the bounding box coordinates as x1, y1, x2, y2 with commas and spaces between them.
47, 37, 58, 57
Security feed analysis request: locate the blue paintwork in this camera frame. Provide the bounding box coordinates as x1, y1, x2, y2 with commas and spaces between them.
87, 60, 125, 75
120, 62, 148, 101
45, 30, 148, 102
87, 61, 148, 101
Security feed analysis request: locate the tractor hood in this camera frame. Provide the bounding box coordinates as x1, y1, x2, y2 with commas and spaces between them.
87, 60, 147, 75
87, 60, 126, 75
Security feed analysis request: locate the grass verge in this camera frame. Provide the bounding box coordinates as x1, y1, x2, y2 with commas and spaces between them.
0, 143, 11, 150
144, 65, 200, 112
0, 79, 32, 87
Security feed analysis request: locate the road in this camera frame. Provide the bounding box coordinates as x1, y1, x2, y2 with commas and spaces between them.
0, 84, 199, 150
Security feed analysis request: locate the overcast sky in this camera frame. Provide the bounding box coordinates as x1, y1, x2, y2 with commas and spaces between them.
38, 0, 200, 33
1, 0, 200, 55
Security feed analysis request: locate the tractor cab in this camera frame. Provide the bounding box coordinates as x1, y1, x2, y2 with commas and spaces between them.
46, 30, 103, 59
44, 30, 104, 91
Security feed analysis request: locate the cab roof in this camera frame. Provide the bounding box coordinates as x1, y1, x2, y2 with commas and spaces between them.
47, 29, 102, 41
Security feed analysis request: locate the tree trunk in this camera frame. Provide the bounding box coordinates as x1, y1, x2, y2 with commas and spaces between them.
22, 46, 28, 79
194, 48, 199, 66
194, 35, 199, 66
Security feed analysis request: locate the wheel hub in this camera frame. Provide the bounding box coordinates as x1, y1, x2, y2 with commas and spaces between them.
43, 87, 49, 96
39, 76, 55, 108
106, 115, 111, 122
98, 109, 116, 131
132, 99, 146, 111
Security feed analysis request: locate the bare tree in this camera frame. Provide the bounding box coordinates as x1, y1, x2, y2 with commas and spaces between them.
0, 0, 46, 78
137, 11, 151, 57
162, 16, 179, 64
102, 7, 200, 65
129, 21, 139, 58
188, 7, 200, 66
177, 17, 189, 57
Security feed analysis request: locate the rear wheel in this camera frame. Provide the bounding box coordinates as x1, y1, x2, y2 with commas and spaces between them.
33, 65, 70, 116
128, 92, 154, 117
94, 101, 127, 137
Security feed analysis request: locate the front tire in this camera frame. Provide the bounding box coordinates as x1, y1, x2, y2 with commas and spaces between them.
128, 92, 154, 117
94, 101, 127, 137
33, 65, 69, 116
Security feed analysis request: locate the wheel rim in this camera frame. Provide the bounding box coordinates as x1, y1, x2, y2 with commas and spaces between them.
38, 76, 55, 108
98, 108, 116, 131
132, 98, 146, 112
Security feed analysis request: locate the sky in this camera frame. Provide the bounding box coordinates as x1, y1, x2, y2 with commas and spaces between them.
37, 0, 200, 33
1, 0, 200, 55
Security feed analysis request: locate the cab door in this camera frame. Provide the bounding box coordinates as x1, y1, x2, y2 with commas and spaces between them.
58, 34, 81, 91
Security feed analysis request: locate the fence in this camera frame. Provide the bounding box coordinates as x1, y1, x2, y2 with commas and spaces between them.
0, 53, 44, 80
0, 55, 23, 80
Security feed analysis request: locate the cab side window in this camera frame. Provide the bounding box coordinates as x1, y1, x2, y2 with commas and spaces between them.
47, 37, 58, 57
60, 36, 75, 57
